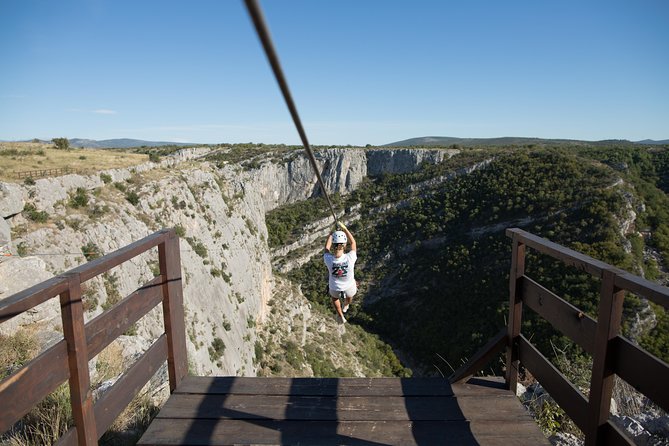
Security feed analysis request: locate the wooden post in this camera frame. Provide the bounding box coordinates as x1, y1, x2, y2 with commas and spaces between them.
505, 235, 525, 393
60, 272, 97, 445
586, 269, 625, 445
159, 231, 188, 392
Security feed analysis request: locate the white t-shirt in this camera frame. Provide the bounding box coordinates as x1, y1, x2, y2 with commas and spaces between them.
324, 250, 357, 292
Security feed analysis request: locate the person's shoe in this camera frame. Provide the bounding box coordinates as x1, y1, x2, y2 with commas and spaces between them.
339, 315, 347, 324
343, 304, 349, 313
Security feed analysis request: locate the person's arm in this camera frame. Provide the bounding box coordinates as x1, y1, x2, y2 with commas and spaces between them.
325, 233, 333, 253
338, 222, 356, 252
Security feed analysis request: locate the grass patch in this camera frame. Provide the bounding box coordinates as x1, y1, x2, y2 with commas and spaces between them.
0, 329, 39, 380
0, 142, 147, 183
99, 392, 159, 445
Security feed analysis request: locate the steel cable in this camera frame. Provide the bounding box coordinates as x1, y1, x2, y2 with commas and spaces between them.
244, 0, 339, 224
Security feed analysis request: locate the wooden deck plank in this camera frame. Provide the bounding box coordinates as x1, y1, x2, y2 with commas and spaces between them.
138, 376, 549, 445
139, 419, 549, 446
155, 393, 530, 422
173, 376, 511, 397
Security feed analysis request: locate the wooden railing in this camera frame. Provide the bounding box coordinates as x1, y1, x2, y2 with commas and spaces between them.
0, 228, 187, 445
16, 167, 74, 179
450, 228, 669, 446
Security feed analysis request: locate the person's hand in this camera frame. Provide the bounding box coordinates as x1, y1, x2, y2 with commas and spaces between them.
337, 221, 348, 231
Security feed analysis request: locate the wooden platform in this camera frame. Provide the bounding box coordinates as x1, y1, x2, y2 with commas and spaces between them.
138, 376, 549, 445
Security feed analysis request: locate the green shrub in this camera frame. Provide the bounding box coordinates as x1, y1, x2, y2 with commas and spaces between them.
82, 284, 98, 312
124, 323, 138, 336
69, 187, 89, 208
102, 273, 122, 310
23, 177, 35, 185
304, 343, 344, 377
23, 203, 48, 223
88, 204, 109, 218
125, 191, 140, 206
149, 153, 161, 163
283, 340, 302, 370
16, 242, 28, 256
243, 216, 257, 236
82, 242, 102, 261
186, 237, 208, 258
209, 337, 226, 361
100, 173, 112, 184
52, 137, 69, 150
254, 341, 264, 365
114, 182, 127, 193
174, 224, 186, 237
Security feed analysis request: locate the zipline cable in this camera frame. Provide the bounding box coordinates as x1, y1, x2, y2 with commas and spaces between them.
244, 0, 339, 224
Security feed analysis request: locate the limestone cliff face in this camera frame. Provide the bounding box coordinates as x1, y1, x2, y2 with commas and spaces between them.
366, 148, 457, 177
0, 146, 455, 379
255, 147, 458, 212
0, 163, 271, 378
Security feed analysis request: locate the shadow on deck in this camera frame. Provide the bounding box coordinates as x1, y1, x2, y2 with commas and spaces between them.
138, 376, 547, 445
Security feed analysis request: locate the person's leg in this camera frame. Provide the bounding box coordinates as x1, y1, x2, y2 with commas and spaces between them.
330, 290, 346, 322
343, 284, 357, 311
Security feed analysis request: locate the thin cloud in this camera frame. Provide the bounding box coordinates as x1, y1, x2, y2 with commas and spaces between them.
93, 109, 117, 115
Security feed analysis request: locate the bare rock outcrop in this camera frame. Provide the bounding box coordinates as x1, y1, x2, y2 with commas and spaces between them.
0, 183, 25, 218
366, 148, 457, 176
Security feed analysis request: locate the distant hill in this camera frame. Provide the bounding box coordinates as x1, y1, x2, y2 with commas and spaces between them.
637, 139, 669, 145
22, 138, 195, 149
384, 136, 644, 147
68, 138, 195, 149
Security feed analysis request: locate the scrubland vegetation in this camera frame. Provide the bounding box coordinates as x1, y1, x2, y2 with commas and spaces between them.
4, 140, 669, 442
268, 144, 669, 437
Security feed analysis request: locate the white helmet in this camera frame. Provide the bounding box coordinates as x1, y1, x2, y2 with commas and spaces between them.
332, 230, 347, 244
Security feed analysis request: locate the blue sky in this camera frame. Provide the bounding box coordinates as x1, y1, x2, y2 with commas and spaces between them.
1, 0, 667, 145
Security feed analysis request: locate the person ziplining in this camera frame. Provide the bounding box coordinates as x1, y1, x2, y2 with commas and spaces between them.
324, 222, 358, 324
245, 0, 360, 323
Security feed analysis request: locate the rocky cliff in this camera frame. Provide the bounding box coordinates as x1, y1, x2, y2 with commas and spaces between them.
254, 147, 457, 212
0, 146, 455, 379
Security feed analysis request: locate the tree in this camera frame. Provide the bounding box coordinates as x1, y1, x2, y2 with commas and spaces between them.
52, 137, 70, 150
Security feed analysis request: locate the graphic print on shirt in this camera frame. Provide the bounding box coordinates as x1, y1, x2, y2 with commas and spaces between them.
332, 261, 349, 278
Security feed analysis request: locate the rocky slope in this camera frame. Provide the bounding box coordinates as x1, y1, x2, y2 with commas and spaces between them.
0, 146, 455, 381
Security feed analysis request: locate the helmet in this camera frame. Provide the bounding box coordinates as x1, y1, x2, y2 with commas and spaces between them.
332, 231, 347, 244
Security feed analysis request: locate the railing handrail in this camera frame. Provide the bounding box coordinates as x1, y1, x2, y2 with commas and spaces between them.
452, 228, 669, 446
0, 229, 172, 324
508, 228, 669, 446
507, 228, 669, 309
0, 228, 187, 445
16, 167, 74, 179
